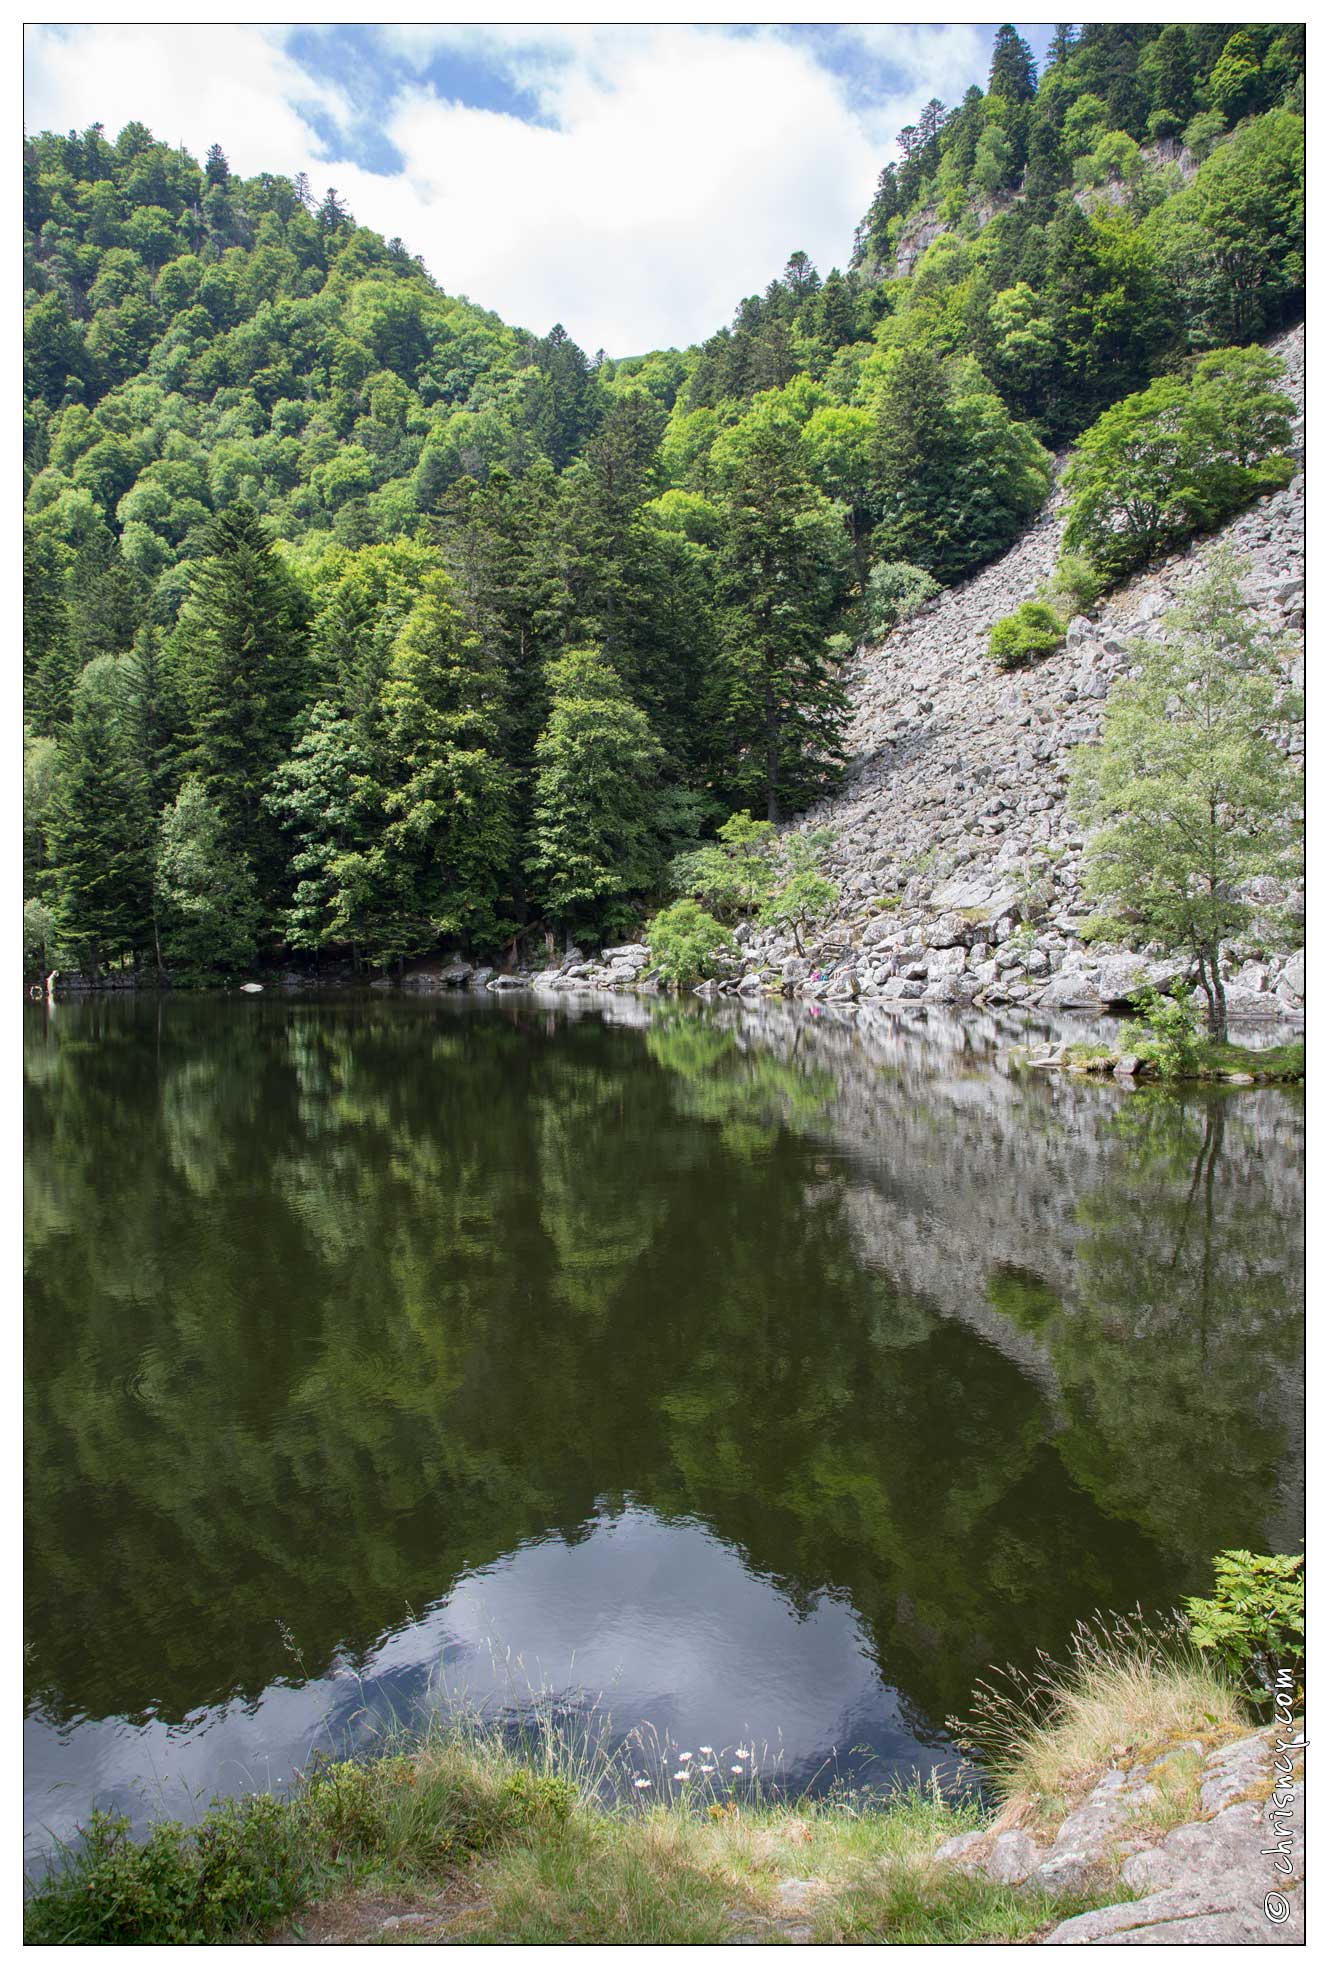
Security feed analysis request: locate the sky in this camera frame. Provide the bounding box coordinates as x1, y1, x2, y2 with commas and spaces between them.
23, 20, 1056, 357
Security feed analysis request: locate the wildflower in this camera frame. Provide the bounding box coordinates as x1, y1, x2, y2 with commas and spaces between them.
700, 1764, 715, 1774
699, 1745, 713, 1755
634, 1777, 651, 1789
731, 1765, 744, 1774
735, 1748, 750, 1759
672, 1771, 689, 1783
678, 1750, 692, 1761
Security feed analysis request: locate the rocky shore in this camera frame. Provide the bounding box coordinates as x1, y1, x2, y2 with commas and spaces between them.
939, 1724, 1305, 1945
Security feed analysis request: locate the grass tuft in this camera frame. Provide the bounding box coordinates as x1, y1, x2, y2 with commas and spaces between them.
955, 1608, 1248, 1834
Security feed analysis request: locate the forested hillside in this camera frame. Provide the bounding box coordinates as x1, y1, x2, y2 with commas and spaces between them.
23, 24, 1305, 980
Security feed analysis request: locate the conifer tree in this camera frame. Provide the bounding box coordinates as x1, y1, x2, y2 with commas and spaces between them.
715, 422, 851, 822
173, 501, 311, 907
989, 24, 1038, 104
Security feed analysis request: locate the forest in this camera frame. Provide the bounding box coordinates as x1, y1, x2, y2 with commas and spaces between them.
22, 23, 1306, 980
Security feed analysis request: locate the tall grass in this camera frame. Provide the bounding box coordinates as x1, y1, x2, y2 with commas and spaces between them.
953, 1607, 1249, 1823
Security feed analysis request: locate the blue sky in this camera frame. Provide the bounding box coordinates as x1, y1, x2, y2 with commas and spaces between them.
26, 22, 1057, 354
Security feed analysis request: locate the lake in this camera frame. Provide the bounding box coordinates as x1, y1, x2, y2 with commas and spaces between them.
23, 991, 1303, 1865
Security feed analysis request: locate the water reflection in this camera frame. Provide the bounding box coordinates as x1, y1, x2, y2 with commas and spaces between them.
24, 993, 1302, 1861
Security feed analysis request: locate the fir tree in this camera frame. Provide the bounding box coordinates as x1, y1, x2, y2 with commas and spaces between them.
715, 423, 851, 822
173, 501, 311, 907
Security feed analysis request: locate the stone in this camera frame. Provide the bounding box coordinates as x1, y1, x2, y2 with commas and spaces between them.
984, 1829, 1043, 1885
239, 981, 263, 993
1094, 954, 1187, 1006
1039, 971, 1101, 1010
1198, 1732, 1274, 1816
923, 912, 968, 949
488, 974, 526, 990
934, 1829, 985, 1867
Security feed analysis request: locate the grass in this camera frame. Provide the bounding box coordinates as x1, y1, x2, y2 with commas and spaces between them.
957, 1609, 1249, 1839
23, 1723, 1121, 1947
1196, 1038, 1304, 1081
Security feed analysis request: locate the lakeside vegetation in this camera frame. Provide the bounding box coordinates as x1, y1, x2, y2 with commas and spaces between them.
28, 1554, 1301, 1947
24, 25, 1304, 981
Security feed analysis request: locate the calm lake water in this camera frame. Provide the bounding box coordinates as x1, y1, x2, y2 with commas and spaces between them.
24, 992, 1303, 1864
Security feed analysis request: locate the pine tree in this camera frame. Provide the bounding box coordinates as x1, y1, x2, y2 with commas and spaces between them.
525, 648, 665, 940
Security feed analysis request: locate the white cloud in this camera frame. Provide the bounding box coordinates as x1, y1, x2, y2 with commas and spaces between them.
24, 21, 995, 354
23, 25, 351, 181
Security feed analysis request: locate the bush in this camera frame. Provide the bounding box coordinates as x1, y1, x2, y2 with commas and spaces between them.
1184, 1551, 1304, 1706
1120, 984, 1204, 1078
646, 900, 739, 988
987, 600, 1065, 670
24, 1795, 301, 1946
1063, 348, 1296, 581
863, 560, 942, 640
1045, 553, 1107, 618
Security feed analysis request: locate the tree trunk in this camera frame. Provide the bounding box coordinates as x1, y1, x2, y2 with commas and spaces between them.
1198, 942, 1228, 1045
764, 678, 780, 825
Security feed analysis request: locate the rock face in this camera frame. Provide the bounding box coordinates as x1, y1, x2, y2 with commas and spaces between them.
931, 1726, 1305, 1946
731, 324, 1304, 1032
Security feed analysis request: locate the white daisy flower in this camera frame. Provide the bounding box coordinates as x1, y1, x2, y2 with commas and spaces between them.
634, 1777, 651, 1789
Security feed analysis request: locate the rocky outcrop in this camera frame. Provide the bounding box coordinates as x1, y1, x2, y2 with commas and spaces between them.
732, 324, 1304, 1032
934, 1727, 1304, 1945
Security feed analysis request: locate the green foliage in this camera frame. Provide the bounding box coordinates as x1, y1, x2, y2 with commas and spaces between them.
1070, 555, 1303, 1041
987, 600, 1065, 670
1183, 1551, 1304, 1704
24, 896, 58, 976
755, 826, 841, 953
1044, 553, 1106, 617
1120, 985, 1204, 1079
46, 657, 155, 975
669, 811, 778, 921
525, 648, 665, 939
24, 1795, 300, 1945
156, 776, 262, 974
645, 900, 739, 988
1063, 348, 1295, 579
19, 58, 1306, 980
863, 561, 941, 640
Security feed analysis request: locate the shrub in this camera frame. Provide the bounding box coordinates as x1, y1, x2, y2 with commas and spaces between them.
1184, 1551, 1304, 1706
646, 900, 739, 988
1120, 983, 1204, 1078
864, 560, 942, 640
987, 601, 1065, 670
24, 1795, 301, 1946
1045, 553, 1107, 617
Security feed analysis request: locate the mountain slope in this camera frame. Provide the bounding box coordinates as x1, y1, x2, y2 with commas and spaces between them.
741, 324, 1305, 1025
